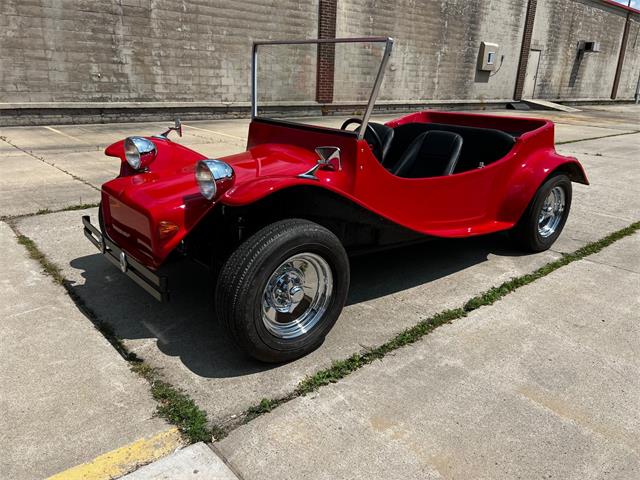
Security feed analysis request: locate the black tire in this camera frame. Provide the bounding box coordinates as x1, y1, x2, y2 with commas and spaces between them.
510, 173, 572, 252
215, 219, 350, 363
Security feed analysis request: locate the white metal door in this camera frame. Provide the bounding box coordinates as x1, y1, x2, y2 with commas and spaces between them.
523, 50, 541, 98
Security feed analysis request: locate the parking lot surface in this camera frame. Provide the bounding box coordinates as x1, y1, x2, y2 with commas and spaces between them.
0, 222, 179, 479
0, 104, 638, 478
219, 232, 640, 480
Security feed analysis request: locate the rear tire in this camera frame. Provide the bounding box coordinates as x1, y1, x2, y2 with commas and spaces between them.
215, 219, 349, 363
510, 173, 572, 252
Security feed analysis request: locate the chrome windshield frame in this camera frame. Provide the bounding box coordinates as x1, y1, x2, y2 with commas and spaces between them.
251, 37, 394, 141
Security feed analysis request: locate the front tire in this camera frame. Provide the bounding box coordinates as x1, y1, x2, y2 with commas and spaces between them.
510, 173, 572, 252
215, 219, 350, 363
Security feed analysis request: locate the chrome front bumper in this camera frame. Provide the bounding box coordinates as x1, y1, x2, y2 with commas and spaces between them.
82, 215, 169, 302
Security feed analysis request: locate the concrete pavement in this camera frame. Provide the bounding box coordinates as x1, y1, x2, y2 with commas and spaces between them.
218, 232, 640, 480
120, 443, 238, 480
0, 222, 181, 479
0, 104, 637, 478
12, 109, 640, 428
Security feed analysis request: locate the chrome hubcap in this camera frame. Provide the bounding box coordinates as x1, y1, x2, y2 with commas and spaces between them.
262, 253, 333, 339
538, 186, 566, 238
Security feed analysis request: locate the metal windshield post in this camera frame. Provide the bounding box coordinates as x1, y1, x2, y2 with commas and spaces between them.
250, 37, 394, 132
251, 43, 258, 118
359, 38, 394, 140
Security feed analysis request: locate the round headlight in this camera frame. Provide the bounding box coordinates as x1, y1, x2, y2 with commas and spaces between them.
124, 137, 156, 170
196, 159, 234, 200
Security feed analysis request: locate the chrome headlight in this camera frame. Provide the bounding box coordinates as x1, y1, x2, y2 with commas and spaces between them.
196, 159, 234, 200
124, 136, 156, 170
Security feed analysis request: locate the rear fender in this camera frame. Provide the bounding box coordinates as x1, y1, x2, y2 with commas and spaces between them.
498, 149, 588, 224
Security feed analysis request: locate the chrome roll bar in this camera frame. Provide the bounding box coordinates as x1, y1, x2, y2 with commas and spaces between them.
251, 37, 394, 141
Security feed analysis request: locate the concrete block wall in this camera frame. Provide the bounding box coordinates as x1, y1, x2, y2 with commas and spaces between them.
0, 0, 318, 104
0, 0, 637, 121
531, 0, 628, 100
334, 0, 528, 103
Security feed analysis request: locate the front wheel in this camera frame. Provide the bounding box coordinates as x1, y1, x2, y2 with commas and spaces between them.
215, 219, 350, 363
510, 173, 572, 252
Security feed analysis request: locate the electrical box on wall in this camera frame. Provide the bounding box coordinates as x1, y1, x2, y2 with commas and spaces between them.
479, 42, 500, 71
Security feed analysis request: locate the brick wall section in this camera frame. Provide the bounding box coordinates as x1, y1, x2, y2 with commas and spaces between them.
514, 0, 538, 100
316, 0, 337, 103
0, 0, 318, 103
530, 0, 628, 100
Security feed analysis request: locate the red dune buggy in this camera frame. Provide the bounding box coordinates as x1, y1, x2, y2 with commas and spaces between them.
83, 37, 588, 362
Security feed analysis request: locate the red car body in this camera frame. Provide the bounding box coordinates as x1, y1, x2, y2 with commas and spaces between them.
82, 36, 589, 361
100, 110, 588, 271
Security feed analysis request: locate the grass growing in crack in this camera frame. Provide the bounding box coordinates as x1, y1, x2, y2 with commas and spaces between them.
10, 200, 639, 442
244, 398, 289, 422
229, 220, 640, 434
294, 308, 465, 396
35, 203, 100, 216
12, 231, 134, 360
12, 225, 213, 444
1, 202, 101, 222
16, 234, 65, 284
132, 362, 212, 443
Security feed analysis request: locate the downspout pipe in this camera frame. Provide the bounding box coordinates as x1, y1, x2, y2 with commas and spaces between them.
611, 11, 631, 99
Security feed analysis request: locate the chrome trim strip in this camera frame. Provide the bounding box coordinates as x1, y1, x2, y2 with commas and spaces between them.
250, 37, 394, 133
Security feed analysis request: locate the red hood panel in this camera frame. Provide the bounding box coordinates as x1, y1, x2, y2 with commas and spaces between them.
101, 139, 326, 268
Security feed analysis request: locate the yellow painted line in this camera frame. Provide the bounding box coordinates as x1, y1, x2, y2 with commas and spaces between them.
46, 427, 183, 480
43, 126, 87, 144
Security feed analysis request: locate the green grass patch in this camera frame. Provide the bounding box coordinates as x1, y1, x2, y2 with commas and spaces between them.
15, 233, 66, 285
244, 397, 291, 423
132, 363, 213, 442
229, 220, 640, 435
132, 362, 212, 443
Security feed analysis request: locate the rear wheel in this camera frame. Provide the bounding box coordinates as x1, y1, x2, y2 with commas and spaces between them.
510, 173, 572, 252
215, 219, 349, 363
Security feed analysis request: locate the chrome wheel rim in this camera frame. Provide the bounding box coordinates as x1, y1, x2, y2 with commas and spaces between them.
538, 186, 566, 238
262, 252, 333, 339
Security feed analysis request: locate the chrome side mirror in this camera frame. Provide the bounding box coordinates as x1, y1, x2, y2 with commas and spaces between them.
299, 146, 341, 180
315, 146, 341, 171
160, 118, 182, 139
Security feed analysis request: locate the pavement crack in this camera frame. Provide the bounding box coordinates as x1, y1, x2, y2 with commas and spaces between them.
0, 136, 100, 192
0, 202, 100, 222
7, 222, 214, 445
582, 256, 640, 275
217, 220, 640, 440
556, 129, 640, 145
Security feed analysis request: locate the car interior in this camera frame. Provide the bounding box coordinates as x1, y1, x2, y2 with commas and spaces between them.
343, 119, 516, 178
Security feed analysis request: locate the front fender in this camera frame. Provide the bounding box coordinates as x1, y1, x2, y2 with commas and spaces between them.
497, 149, 588, 224
219, 175, 348, 206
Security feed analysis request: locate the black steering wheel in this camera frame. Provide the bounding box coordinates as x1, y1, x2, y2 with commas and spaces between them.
340, 117, 383, 160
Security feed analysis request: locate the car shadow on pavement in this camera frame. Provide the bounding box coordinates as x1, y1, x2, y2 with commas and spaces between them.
347, 234, 523, 305
68, 232, 523, 378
